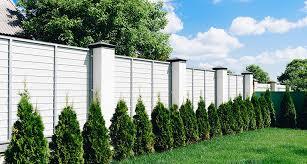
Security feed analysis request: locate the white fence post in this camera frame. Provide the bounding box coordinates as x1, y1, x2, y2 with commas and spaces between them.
89, 42, 115, 127
168, 58, 186, 107
269, 81, 277, 91
213, 66, 228, 107
242, 71, 253, 99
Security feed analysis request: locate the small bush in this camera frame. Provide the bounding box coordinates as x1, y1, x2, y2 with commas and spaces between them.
151, 100, 173, 152
179, 99, 199, 143
226, 100, 236, 134
264, 90, 276, 127
251, 94, 263, 129
133, 97, 154, 155
233, 97, 244, 133
208, 103, 222, 138
82, 96, 112, 164
277, 88, 296, 128
196, 97, 210, 140
170, 104, 186, 148
5, 90, 49, 163
245, 98, 257, 130
50, 105, 84, 164
110, 100, 136, 160
259, 95, 271, 128
237, 96, 250, 131
218, 103, 230, 135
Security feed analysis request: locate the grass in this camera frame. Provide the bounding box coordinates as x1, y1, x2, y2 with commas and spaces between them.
118, 128, 307, 164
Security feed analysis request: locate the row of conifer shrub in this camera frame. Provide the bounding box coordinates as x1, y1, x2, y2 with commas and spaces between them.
4, 89, 279, 163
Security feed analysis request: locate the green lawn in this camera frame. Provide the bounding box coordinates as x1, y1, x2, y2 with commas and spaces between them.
119, 128, 307, 164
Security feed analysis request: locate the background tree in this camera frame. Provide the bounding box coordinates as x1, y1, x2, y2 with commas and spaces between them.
246, 64, 270, 83
133, 97, 154, 155
170, 104, 186, 148
50, 105, 84, 164
208, 103, 222, 138
18, 0, 171, 60
251, 94, 263, 129
179, 99, 199, 143
110, 100, 136, 160
277, 88, 296, 128
151, 100, 173, 152
82, 96, 112, 164
196, 97, 210, 140
5, 90, 49, 163
278, 59, 307, 91
264, 90, 276, 127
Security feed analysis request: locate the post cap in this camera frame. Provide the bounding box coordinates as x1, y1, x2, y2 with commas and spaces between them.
167, 57, 187, 62
268, 80, 276, 84
212, 66, 227, 70
241, 71, 253, 75
88, 41, 115, 49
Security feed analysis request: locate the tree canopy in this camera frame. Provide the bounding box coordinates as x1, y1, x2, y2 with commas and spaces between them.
246, 64, 270, 83
18, 0, 172, 60
278, 59, 307, 91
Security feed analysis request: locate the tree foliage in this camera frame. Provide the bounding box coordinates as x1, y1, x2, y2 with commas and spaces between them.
82, 96, 112, 164
133, 97, 154, 155
277, 88, 296, 128
278, 59, 307, 91
233, 97, 244, 133
151, 101, 173, 152
218, 103, 232, 135
5, 90, 49, 164
264, 90, 276, 127
245, 98, 257, 130
50, 105, 84, 164
110, 100, 136, 160
196, 97, 210, 140
208, 103, 222, 138
179, 99, 199, 143
18, 0, 171, 60
251, 94, 263, 129
259, 96, 271, 128
246, 64, 270, 83
170, 104, 186, 148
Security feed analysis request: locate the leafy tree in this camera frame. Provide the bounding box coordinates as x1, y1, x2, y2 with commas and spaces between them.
233, 97, 244, 133
50, 105, 84, 164
196, 97, 210, 140
133, 97, 154, 155
151, 100, 173, 152
5, 90, 49, 164
259, 96, 271, 128
246, 64, 270, 83
179, 99, 199, 143
110, 100, 136, 160
251, 94, 263, 129
277, 88, 296, 128
264, 90, 276, 127
170, 104, 186, 148
245, 98, 257, 130
82, 96, 112, 164
208, 103, 222, 138
297, 92, 307, 129
18, 0, 171, 61
278, 59, 307, 91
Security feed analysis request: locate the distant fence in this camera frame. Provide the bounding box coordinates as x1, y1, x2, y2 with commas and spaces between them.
0, 35, 286, 151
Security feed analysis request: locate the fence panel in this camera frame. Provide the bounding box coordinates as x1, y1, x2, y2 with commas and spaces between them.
0, 38, 8, 142
237, 76, 244, 96
205, 71, 215, 108
228, 75, 237, 100
153, 62, 170, 111
193, 69, 205, 110
185, 69, 193, 102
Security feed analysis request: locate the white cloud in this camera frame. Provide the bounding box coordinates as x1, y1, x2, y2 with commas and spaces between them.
303, 0, 307, 12
170, 27, 243, 59
230, 16, 307, 35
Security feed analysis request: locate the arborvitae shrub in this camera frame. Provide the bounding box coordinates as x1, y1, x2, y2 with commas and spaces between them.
259, 95, 271, 128
264, 90, 276, 127
133, 97, 154, 155
170, 104, 186, 148
218, 103, 230, 135
277, 89, 296, 128
5, 90, 49, 163
297, 93, 307, 129
151, 100, 173, 152
179, 99, 199, 143
196, 97, 210, 140
233, 97, 244, 133
110, 100, 136, 160
50, 105, 84, 164
237, 96, 249, 131
82, 97, 112, 164
245, 98, 257, 130
208, 103, 222, 138
251, 94, 263, 129
226, 100, 236, 134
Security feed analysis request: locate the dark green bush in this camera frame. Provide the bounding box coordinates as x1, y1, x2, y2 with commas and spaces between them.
259, 95, 271, 128
50, 105, 84, 164
179, 99, 199, 143
218, 103, 230, 135
237, 96, 250, 131
170, 104, 186, 148
5, 90, 49, 164
245, 98, 257, 130
82, 97, 112, 164
208, 103, 222, 138
251, 94, 263, 129
297, 93, 307, 129
264, 90, 276, 127
196, 97, 210, 140
226, 100, 236, 134
277, 88, 296, 128
151, 101, 173, 152
233, 97, 244, 133
110, 100, 136, 160
133, 97, 154, 155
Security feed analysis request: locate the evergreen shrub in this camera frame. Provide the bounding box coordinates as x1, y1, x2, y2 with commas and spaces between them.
196, 97, 210, 140
170, 104, 186, 148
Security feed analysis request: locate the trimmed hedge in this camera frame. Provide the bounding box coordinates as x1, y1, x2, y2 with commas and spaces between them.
170, 104, 186, 148
196, 97, 210, 140
180, 99, 199, 143
208, 103, 222, 138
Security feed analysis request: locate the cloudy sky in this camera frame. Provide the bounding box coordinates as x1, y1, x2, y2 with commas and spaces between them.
153, 0, 307, 80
